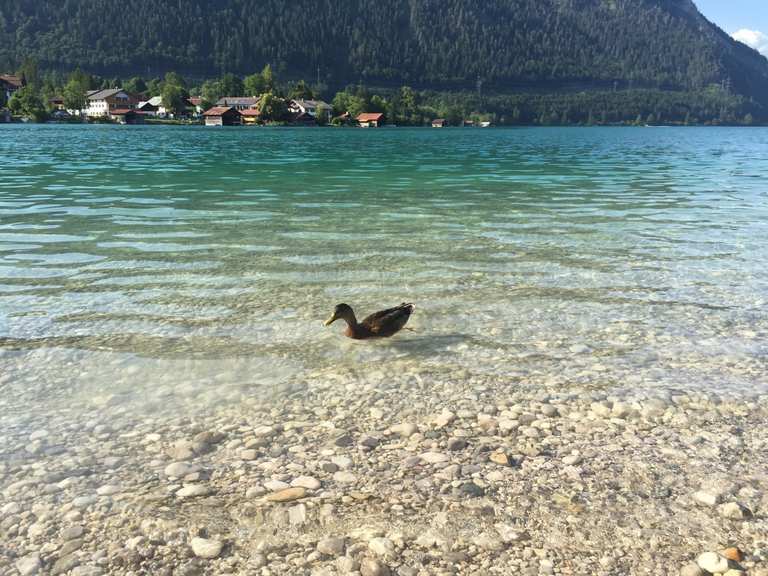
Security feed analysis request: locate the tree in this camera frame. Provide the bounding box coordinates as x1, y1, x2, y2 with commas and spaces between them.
201, 79, 222, 108
18, 57, 40, 89
147, 78, 163, 96
258, 92, 287, 122
161, 82, 188, 116
289, 80, 314, 100
332, 90, 366, 117
124, 76, 148, 95
261, 65, 274, 92
63, 70, 90, 112
220, 73, 244, 96
244, 73, 265, 96
164, 71, 187, 89
8, 86, 47, 122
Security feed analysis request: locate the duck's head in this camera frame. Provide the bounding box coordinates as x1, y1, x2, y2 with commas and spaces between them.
324, 303, 355, 326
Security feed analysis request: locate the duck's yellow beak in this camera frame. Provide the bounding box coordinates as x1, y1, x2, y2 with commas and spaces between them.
324, 314, 337, 326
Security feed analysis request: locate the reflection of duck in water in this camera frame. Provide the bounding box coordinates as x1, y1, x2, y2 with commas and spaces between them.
324, 303, 414, 340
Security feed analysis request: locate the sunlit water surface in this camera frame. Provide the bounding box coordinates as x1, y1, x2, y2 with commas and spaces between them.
1, 125, 767, 421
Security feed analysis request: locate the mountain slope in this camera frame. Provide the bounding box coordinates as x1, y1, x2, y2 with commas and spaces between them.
1, 0, 767, 103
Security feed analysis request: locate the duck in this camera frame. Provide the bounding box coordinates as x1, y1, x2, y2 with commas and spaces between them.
324, 302, 415, 339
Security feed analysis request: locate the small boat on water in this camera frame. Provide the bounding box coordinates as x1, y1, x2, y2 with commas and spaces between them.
479, 121, 492, 128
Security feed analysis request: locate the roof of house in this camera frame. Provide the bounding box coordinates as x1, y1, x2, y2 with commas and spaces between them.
0, 74, 24, 88
357, 112, 384, 122
292, 111, 316, 122
203, 106, 240, 116
292, 99, 331, 109
240, 109, 261, 117
216, 96, 259, 107
147, 96, 163, 107
88, 88, 128, 101
110, 108, 138, 115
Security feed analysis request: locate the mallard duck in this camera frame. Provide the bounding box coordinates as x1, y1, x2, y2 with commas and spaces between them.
324, 302, 414, 339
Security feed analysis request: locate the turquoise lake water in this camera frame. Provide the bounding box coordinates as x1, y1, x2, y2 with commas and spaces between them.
1, 125, 767, 415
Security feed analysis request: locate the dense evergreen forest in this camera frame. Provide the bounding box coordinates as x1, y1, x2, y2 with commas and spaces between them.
2, 0, 768, 97
2, 0, 768, 123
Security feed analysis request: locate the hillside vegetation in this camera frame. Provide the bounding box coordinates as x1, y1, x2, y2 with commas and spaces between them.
2, 0, 768, 102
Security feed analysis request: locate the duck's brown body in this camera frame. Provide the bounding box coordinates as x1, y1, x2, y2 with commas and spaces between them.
325, 303, 414, 339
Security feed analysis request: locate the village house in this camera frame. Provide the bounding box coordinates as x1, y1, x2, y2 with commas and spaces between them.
49, 96, 66, 110
203, 106, 242, 126
431, 118, 447, 128
85, 88, 135, 117
137, 96, 167, 117
291, 111, 317, 125
0, 74, 24, 101
110, 109, 144, 124
215, 96, 260, 111
356, 112, 384, 128
187, 97, 205, 115
240, 108, 261, 125
288, 99, 332, 122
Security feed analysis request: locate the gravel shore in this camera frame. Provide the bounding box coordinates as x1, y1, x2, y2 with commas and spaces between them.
2, 366, 767, 576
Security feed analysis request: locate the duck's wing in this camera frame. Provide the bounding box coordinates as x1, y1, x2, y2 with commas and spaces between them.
361, 303, 414, 336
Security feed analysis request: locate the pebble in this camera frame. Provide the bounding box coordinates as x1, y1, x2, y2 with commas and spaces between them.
317, 537, 346, 557
696, 552, 729, 574
253, 425, 275, 437
266, 487, 307, 502
334, 434, 354, 447
332, 471, 357, 484
61, 525, 85, 540
489, 452, 511, 466
51, 554, 80, 575
447, 438, 467, 451
680, 564, 705, 576
70, 567, 103, 576
72, 495, 97, 508
264, 480, 290, 491
359, 435, 380, 448
693, 490, 721, 507
719, 502, 750, 519
288, 503, 307, 525
191, 537, 223, 559
176, 484, 211, 498
239, 449, 257, 460
331, 455, 352, 469
390, 423, 418, 438
3, 501, 22, 515
96, 484, 121, 496
368, 537, 396, 558
15, 554, 42, 576
360, 557, 391, 576
164, 462, 200, 478
432, 411, 455, 429
420, 452, 449, 464
291, 476, 321, 490
562, 453, 582, 466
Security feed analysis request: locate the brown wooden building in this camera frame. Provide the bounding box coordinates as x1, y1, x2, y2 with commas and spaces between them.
357, 112, 384, 128
203, 106, 242, 126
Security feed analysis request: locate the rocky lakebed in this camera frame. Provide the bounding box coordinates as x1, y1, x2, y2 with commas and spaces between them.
1, 365, 767, 576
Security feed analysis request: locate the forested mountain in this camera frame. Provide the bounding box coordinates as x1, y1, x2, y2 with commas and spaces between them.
2, 0, 768, 104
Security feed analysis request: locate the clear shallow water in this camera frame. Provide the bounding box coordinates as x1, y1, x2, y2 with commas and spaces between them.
1, 125, 767, 417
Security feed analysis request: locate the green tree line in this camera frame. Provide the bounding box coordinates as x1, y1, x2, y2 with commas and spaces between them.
4, 57, 765, 125
1, 0, 768, 106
